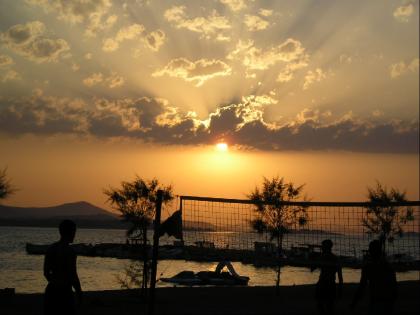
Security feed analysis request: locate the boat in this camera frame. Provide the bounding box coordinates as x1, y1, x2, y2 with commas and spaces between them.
160, 270, 250, 286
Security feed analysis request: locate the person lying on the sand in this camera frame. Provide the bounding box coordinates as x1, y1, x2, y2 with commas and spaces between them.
215, 260, 241, 278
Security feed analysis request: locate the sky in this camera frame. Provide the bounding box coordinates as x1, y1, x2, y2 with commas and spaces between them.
0, 0, 419, 208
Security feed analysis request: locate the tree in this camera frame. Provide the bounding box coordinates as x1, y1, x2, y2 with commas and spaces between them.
0, 168, 15, 200
249, 176, 308, 295
363, 182, 414, 254
104, 177, 173, 293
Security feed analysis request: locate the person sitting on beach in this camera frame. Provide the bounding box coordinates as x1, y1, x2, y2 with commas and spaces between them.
44, 220, 82, 315
311, 239, 343, 315
350, 240, 397, 315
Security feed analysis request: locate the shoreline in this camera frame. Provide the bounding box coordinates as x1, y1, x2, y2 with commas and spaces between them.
25, 242, 420, 271
2, 281, 419, 315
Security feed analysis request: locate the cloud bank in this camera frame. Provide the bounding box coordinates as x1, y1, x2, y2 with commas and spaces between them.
0, 92, 417, 153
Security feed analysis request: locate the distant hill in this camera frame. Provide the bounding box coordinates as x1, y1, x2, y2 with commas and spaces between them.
0, 201, 116, 219
0, 201, 127, 229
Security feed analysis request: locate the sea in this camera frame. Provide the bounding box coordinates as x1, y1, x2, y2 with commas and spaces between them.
0, 226, 418, 294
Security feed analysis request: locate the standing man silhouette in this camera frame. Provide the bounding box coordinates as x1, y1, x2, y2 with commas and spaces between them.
44, 220, 82, 315
351, 239, 397, 315
312, 239, 343, 315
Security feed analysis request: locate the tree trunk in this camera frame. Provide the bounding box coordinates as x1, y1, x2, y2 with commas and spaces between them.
380, 235, 386, 256
142, 227, 148, 297
275, 234, 283, 296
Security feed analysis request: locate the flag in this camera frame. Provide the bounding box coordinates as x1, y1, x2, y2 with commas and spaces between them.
159, 210, 182, 240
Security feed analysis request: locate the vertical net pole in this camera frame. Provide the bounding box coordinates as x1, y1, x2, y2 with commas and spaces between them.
148, 190, 163, 315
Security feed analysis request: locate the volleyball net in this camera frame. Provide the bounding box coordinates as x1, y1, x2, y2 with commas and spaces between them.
179, 196, 420, 262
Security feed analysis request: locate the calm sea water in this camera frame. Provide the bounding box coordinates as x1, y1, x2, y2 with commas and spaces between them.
0, 226, 418, 293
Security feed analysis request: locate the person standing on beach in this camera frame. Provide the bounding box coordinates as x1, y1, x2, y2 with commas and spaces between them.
350, 239, 397, 315
311, 239, 343, 315
44, 220, 82, 315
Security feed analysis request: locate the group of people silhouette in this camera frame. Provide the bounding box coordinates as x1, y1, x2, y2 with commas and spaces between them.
313, 239, 397, 315
43, 220, 398, 315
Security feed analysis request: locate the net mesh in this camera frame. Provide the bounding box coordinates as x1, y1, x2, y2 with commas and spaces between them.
180, 196, 420, 261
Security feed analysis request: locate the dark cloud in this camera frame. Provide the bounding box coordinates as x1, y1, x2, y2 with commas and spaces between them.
0, 93, 417, 153
0, 21, 70, 63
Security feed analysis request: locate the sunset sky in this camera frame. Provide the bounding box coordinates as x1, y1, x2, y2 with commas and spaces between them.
0, 0, 418, 208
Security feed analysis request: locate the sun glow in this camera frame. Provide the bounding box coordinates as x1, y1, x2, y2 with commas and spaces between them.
216, 143, 228, 152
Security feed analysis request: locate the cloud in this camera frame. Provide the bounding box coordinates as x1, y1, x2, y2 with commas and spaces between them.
259, 9, 273, 17
71, 63, 80, 71
0, 93, 417, 153
303, 68, 327, 90
277, 67, 294, 83
106, 72, 125, 88
220, 0, 246, 11
0, 54, 14, 67
27, 0, 114, 37
0, 89, 88, 134
102, 38, 119, 52
393, 3, 415, 22
0, 21, 70, 63
115, 24, 145, 41
390, 58, 419, 78
85, 52, 93, 60
277, 57, 309, 82
83, 72, 125, 88
1, 70, 21, 82
244, 15, 269, 31
228, 38, 308, 73
102, 23, 145, 52
0, 54, 19, 83
143, 30, 166, 51
84, 13, 117, 37
164, 6, 231, 40
152, 58, 232, 86
83, 73, 103, 87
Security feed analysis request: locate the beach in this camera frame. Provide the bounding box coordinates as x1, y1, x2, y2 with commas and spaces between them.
2, 281, 419, 315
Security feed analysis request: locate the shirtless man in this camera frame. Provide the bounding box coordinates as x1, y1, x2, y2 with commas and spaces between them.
351, 240, 397, 315
44, 220, 82, 315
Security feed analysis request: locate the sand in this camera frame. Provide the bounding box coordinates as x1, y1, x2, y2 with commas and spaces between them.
1, 281, 419, 315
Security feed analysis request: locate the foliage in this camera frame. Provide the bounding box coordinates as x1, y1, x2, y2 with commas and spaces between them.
0, 168, 15, 200
116, 261, 149, 290
104, 177, 173, 238
105, 176, 173, 293
248, 176, 308, 295
249, 176, 308, 246
363, 182, 414, 252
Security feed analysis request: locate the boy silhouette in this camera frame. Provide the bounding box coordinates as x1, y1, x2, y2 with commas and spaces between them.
44, 220, 82, 315
312, 239, 343, 315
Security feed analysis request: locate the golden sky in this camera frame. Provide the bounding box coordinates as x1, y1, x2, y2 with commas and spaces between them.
0, 0, 418, 206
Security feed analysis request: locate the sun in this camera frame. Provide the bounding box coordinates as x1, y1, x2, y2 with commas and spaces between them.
216, 142, 228, 152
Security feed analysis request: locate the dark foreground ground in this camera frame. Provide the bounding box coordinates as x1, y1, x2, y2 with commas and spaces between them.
1, 281, 419, 315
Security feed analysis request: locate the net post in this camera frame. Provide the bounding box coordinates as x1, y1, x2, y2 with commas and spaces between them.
148, 189, 163, 315
179, 196, 184, 242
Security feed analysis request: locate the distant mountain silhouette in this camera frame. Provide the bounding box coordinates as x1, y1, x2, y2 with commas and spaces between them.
0, 201, 116, 218
0, 201, 126, 229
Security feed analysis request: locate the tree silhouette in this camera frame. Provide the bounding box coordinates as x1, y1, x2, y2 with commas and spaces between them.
363, 182, 414, 254
249, 176, 308, 295
0, 168, 15, 200
104, 176, 173, 292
